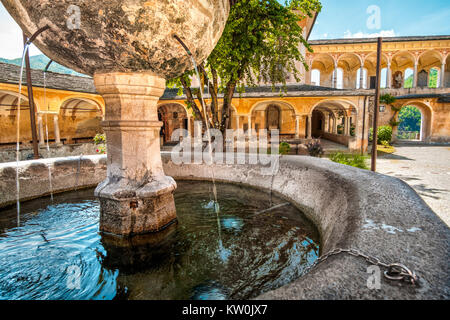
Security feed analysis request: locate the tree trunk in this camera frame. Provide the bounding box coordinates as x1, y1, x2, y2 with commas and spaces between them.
221, 80, 237, 136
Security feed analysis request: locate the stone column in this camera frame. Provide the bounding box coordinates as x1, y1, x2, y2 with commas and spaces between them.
187, 116, 192, 136
323, 114, 329, 134
53, 115, 61, 145
247, 115, 252, 135
413, 61, 419, 88
346, 116, 352, 136
387, 62, 392, 88
333, 116, 338, 134
295, 115, 300, 139
235, 115, 240, 130
307, 115, 312, 139
37, 114, 45, 146
349, 117, 352, 135
327, 114, 331, 132
332, 62, 338, 89
441, 62, 446, 88
359, 65, 364, 89
93, 72, 177, 236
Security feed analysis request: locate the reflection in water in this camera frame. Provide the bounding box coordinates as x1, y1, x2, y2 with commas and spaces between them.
0, 181, 320, 300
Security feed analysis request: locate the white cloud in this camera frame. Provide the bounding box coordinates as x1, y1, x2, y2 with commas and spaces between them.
343, 29, 398, 39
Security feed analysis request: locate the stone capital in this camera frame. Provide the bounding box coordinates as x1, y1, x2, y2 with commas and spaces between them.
94, 72, 166, 97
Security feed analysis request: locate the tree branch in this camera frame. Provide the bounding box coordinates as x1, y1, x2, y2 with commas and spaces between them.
180, 76, 204, 126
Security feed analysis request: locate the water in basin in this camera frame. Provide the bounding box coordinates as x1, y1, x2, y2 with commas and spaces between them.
0, 181, 319, 300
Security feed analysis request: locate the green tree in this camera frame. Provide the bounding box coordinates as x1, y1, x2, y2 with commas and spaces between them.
399, 106, 421, 132
404, 75, 413, 88
167, 0, 322, 134
428, 68, 438, 88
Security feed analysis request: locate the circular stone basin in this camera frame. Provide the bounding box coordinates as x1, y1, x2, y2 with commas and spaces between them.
3, 0, 230, 77
0, 181, 320, 300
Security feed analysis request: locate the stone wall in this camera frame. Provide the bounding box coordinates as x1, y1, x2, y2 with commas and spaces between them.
0, 155, 106, 208
0, 153, 448, 299
0, 142, 100, 163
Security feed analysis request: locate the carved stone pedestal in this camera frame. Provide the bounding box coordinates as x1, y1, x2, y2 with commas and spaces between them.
94, 72, 177, 236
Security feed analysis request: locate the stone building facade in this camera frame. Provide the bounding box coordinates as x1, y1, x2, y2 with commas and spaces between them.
0, 62, 104, 148
1, 31, 449, 153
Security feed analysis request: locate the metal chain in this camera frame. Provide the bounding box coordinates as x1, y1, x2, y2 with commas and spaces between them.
303, 248, 419, 286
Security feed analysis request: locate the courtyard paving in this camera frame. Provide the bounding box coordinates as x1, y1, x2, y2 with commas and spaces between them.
377, 144, 450, 226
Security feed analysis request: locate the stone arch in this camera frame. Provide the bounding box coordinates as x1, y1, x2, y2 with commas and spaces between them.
59, 97, 103, 118
0, 90, 33, 144
157, 101, 190, 116
364, 52, 390, 66
310, 99, 357, 139
217, 102, 239, 122
391, 51, 417, 68
364, 52, 389, 89
417, 50, 443, 88
311, 53, 336, 87
0, 90, 30, 117
398, 101, 433, 142
310, 99, 358, 115
157, 102, 189, 143
337, 53, 363, 89
311, 104, 337, 136
391, 52, 417, 88
250, 100, 297, 135
58, 97, 103, 144
418, 50, 443, 65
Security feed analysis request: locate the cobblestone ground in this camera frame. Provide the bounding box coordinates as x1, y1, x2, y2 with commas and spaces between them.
377, 145, 450, 226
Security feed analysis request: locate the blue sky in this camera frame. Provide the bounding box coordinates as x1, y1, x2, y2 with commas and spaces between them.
0, 1, 449, 59
309, 0, 450, 40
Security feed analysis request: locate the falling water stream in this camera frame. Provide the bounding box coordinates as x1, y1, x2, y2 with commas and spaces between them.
174, 35, 230, 260
43, 68, 54, 202
15, 43, 32, 227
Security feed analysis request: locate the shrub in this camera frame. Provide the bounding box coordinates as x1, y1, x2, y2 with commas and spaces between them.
350, 124, 356, 137
378, 126, 393, 143
306, 139, 324, 158
93, 133, 106, 144
279, 142, 291, 155
329, 152, 369, 170
93, 133, 107, 154
369, 125, 393, 145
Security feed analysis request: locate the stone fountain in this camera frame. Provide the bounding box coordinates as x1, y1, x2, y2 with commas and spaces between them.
2, 0, 230, 236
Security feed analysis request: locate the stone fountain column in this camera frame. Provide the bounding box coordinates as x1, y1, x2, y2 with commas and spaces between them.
2, 0, 230, 237
94, 72, 177, 236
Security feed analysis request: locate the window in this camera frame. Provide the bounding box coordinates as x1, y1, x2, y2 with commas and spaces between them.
311, 69, 321, 86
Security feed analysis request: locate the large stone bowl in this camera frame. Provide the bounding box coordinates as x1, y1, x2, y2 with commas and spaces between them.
2, 0, 230, 78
